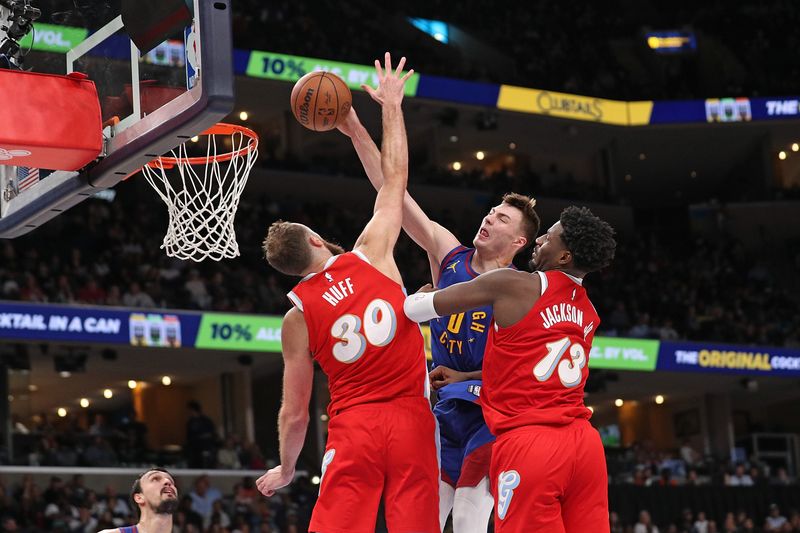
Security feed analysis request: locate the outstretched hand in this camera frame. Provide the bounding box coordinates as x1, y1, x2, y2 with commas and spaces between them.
362, 52, 414, 107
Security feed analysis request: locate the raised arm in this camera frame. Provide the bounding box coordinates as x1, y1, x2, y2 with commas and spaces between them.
352, 53, 414, 282
404, 269, 541, 328
256, 307, 313, 497
339, 110, 460, 269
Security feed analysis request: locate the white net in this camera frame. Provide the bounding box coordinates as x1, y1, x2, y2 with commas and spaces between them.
141, 124, 258, 262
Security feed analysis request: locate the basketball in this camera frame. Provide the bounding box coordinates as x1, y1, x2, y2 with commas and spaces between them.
290, 71, 352, 132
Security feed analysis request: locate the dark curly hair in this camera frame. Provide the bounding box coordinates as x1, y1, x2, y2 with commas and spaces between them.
130, 468, 173, 519
559, 206, 616, 273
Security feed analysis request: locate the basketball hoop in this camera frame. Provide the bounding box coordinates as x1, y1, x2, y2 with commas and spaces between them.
141, 123, 259, 262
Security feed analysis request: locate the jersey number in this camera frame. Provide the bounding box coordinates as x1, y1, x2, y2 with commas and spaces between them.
533, 337, 586, 388
330, 299, 397, 363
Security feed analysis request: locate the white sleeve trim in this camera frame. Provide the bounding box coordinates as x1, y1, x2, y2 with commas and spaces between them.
536, 271, 548, 296
286, 291, 303, 311
352, 250, 371, 264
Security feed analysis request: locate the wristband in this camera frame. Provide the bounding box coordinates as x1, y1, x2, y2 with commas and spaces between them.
403, 291, 440, 322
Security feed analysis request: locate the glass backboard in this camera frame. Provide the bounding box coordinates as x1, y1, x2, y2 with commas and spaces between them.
0, 0, 234, 237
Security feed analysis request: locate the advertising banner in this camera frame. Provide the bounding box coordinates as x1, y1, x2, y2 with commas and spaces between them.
416, 75, 500, 107
589, 337, 660, 371
497, 86, 634, 126
648, 96, 800, 124
19, 24, 800, 127
194, 314, 283, 352
752, 96, 800, 120
18, 23, 88, 53
246, 51, 420, 96
0, 302, 200, 347
658, 340, 800, 377
5, 302, 797, 374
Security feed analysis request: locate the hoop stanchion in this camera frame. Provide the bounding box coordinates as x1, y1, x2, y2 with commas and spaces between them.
141, 123, 259, 262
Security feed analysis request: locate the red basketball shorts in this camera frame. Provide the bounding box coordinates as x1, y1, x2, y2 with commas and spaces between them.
490, 418, 609, 533
309, 397, 440, 533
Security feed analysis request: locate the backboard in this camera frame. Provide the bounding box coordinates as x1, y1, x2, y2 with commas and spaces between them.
0, 0, 234, 238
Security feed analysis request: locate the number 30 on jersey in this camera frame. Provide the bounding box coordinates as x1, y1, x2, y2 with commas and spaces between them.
533, 337, 587, 388
330, 299, 397, 363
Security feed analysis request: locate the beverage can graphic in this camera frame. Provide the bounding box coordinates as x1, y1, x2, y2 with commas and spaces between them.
147, 314, 164, 346
164, 315, 182, 347
129, 314, 148, 346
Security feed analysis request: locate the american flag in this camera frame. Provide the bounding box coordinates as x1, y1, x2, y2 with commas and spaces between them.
16, 167, 39, 192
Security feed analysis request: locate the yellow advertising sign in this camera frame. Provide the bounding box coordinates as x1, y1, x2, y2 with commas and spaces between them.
498, 85, 652, 126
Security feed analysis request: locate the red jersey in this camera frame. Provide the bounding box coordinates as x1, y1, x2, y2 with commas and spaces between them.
288, 251, 429, 416
482, 270, 599, 435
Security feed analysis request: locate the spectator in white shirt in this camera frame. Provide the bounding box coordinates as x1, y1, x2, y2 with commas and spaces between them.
764, 504, 788, 532
679, 439, 700, 467
726, 464, 754, 486
694, 511, 710, 533
217, 436, 242, 470
634, 510, 660, 533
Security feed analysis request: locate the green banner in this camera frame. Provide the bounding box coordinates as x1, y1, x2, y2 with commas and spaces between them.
589, 337, 660, 371
195, 314, 282, 352
19, 23, 88, 53
246, 51, 420, 96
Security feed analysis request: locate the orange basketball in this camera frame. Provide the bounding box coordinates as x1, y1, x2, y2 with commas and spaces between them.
290, 71, 352, 131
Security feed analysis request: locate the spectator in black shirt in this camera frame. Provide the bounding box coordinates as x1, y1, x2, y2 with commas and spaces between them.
185, 401, 218, 469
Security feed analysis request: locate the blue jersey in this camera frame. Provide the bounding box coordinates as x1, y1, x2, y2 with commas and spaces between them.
430, 246, 494, 372
120, 527, 139, 533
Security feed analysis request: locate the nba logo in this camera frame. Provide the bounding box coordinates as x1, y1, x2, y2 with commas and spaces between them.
185, 23, 199, 89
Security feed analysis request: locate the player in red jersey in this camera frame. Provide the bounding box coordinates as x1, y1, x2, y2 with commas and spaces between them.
337, 99, 540, 533
255, 53, 439, 533
405, 206, 616, 533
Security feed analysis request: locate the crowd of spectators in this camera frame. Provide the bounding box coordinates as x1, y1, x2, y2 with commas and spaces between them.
588, 233, 800, 347
26, 1, 800, 102
14, 405, 800, 489
0, 472, 316, 532
0, 470, 796, 532
1, 174, 798, 348
607, 439, 798, 488
616, 504, 800, 533
230, 0, 800, 100
12, 407, 273, 474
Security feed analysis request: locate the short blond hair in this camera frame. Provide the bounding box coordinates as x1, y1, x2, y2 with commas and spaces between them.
501, 192, 541, 249
262, 221, 312, 275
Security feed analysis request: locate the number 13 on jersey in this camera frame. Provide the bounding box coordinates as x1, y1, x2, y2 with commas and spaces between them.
533, 337, 587, 388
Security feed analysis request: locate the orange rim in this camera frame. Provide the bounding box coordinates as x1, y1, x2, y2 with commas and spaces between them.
146, 123, 258, 169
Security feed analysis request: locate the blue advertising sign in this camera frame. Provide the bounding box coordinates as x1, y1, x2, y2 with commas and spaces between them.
657, 340, 800, 377
648, 96, 800, 124
0, 302, 201, 348
648, 100, 707, 124
751, 96, 800, 120
416, 75, 500, 107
